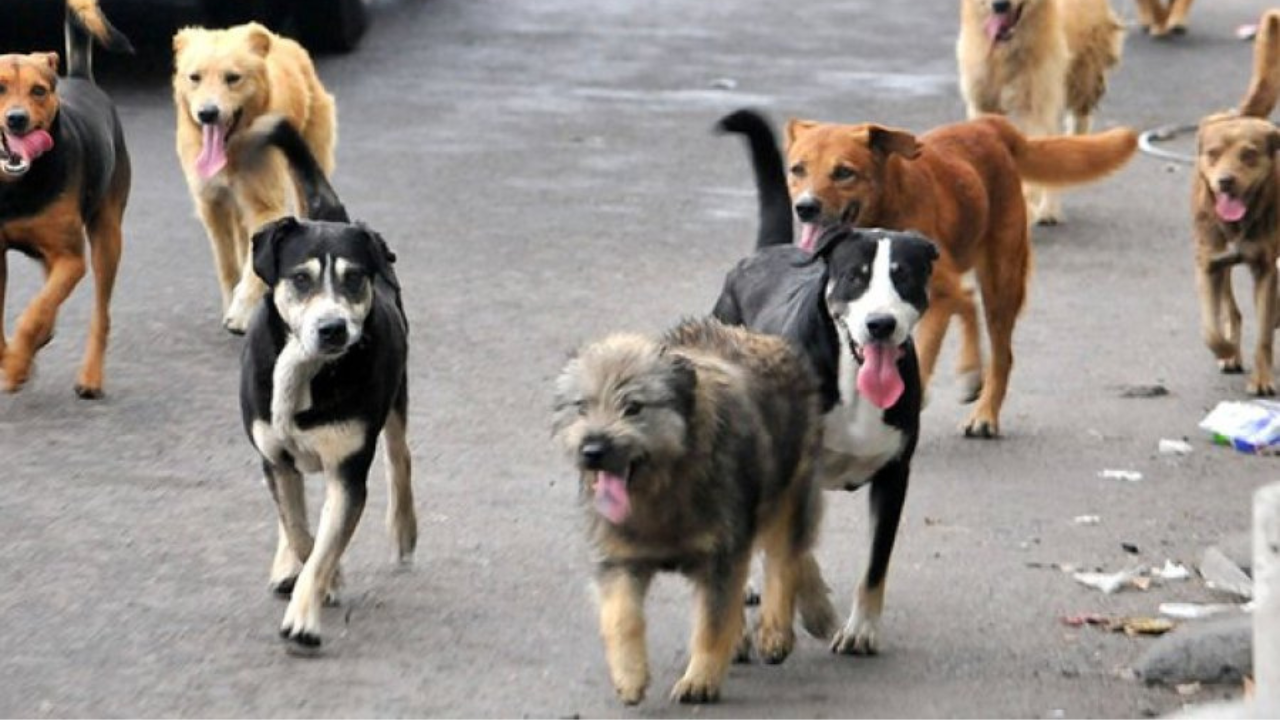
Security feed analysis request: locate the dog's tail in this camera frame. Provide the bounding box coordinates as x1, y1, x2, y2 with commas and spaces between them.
244, 115, 350, 223
984, 116, 1138, 187
1240, 10, 1280, 118
65, 0, 134, 80
716, 109, 794, 250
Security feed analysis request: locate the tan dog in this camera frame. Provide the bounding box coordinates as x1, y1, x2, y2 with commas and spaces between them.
1133, 0, 1194, 37
172, 22, 336, 333
786, 115, 1137, 436
957, 0, 1125, 224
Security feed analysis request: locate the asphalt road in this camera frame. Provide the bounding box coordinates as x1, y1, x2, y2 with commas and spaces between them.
1, 0, 1277, 717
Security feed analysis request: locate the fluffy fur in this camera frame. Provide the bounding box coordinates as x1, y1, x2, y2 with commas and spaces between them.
172, 22, 336, 333
957, 0, 1125, 224
785, 114, 1137, 437
552, 318, 832, 705
0, 0, 132, 396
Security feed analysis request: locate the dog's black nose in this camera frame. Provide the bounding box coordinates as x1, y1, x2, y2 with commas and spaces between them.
865, 313, 897, 341
5, 109, 29, 133
1217, 177, 1237, 194
794, 197, 822, 223
316, 320, 348, 349
580, 438, 612, 469
196, 105, 221, 125
992, 0, 1012, 13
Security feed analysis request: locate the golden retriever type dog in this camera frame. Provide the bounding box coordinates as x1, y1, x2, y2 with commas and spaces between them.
957, 0, 1125, 224
786, 115, 1137, 436
1133, 0, 1194, 37
172, 22, 336, 333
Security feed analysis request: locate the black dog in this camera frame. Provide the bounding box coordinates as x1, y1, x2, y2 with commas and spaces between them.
239, 116, 415, 651
713, 109, 938, 655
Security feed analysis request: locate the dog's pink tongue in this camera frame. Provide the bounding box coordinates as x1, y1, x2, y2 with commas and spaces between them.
799, 223, 820, 253
1216, 194, 1248, 223
857, 344, 905, 409
196, 123, 228, 179
985, 14, 1012, 42
593, 472, 631, 525
8, 130, 53, 162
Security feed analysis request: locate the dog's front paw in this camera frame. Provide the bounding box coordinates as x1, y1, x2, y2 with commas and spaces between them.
222, 288, 259, 335
1219, 357, 1245, 374
670, 674, 721, 704
280, 597, 323, 653
612, 674, 647, 706
2, 353, 32, 393
831, 615, 880, 656
1248, 377, 1277, 397
961, 415, 999, 439
754, 623, 794, 665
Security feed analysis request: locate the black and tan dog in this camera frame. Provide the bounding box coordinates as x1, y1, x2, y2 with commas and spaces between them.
553, 318, 833, 705
715, 109, 936, 656
239, 116, 414, 651
0, 0, 132, 396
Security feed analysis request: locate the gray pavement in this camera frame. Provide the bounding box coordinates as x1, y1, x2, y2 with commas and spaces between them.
1, 0, 1277, 716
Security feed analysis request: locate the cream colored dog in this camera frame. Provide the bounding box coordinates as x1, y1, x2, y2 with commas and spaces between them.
173, 22, 336, 333
957, 0, 1124, 224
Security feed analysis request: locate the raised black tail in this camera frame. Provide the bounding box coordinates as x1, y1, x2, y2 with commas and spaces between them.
716, 109, 793, 249
247, 115, 350, 223
65, 0, 134, 81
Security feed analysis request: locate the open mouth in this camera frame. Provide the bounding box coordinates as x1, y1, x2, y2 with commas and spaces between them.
985, 5, 1023, 43
845, 332, 906, 410
0, 128, 54, 178
195, 108, 243, 180
797, 201, 862, 253
587, 461, 638, 525
1213, 190, 1249, 223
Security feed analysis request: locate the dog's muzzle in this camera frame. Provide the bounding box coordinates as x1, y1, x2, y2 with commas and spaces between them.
315, 319, 350, 354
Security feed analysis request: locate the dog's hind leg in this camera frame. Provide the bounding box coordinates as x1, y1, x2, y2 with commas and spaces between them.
75, 201, 125, 399
832, 462, 907, 655
964, 243, 1029, 438
671, 554, 750, 703
1164, 0, 1193, 34
383, 388, 417, 564
915, 267, 967, 396
1248, 262, 1277, 396
955, 276, 984, 404
596, 566, 653, 705
0, 246, 8, 364
280, 463, 370, 650
196, 195, 244, 322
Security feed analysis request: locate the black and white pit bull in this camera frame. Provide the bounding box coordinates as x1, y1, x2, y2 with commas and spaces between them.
712, 109, 938, 655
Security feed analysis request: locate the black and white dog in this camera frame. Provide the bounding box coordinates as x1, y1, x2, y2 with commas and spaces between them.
713, 109, 937, 655
239, 116, 415, 651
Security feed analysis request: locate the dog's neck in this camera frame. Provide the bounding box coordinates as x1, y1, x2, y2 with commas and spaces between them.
270, 337, 325, 432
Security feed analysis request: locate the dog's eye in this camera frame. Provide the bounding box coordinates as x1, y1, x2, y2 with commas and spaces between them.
789, 163, 806, 178
1241, 148, 1261, 164
622, 401, 643, 417
340, 273, 365, 294
30, 85, 47, 98
291, 272, 313, 291
1205, 147, 1222, 162
0, 84, 6, 95
224, 72, 242, 85
188, 72, 201, 83
831, 166, 857, 181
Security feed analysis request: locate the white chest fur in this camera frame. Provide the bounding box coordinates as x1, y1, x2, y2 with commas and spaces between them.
820, 327, 905, 491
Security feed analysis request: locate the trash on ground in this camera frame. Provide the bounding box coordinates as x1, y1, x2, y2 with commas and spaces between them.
1159, 602, 1247, 620
1199, 546, 1254, 600
1122, 542, 1141, 555
709, 77, 738, 90
1151, 560, 1192, 581
1073, 515, 1101, 525
1198, 400, 1280, 454
1158, 438, 1193, 455
1176, 682, 1202, 696
1061, 613, 1175, 635
1118, 383, 1169, 398
1099, 469, 1143, 482
1074, 567, 1143, 594
1062, 613, 1109, 627
1237, 23, 1259, 41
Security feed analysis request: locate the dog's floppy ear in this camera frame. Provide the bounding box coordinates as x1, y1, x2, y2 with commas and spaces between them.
905, 230, 941, 263
172, 27, 193, 55
245, 23, 272, 57
251, 216, 301, 287
786, 118, 818, 147
868, 125, 922, 160
357, 223, 400, 291
666, 354, 698, 420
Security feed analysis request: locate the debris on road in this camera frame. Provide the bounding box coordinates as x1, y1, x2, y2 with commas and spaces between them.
1151, 560, 1192, 581
709, 77, 738, 90
1074, 567, 1143, 594
1117, 383, 1170, 398
1061, 614, 1175, 636
1199, 546, 1254, 600
1159, 602, 1247, 621
1122, 542, 1141, 555
1199, 400, 1280, 454
1098, 469, 1144, 482
1073, 515, 1102, 526
1176, 682, 1202, 696
1158, 438, 1193, 455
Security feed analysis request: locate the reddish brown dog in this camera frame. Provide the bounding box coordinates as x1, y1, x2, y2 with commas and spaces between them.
785, 115, 1136, 436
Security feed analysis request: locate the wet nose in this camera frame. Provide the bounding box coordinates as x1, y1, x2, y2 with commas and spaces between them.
5, 109, 29, 133
992, 0, 1012, 13
865, 313, 897, 341
794, 197, 822, 223
1217, 176, 1237, 194
316, 319, 348, 349
196, 105, 220, 125
580, 437, 612, 469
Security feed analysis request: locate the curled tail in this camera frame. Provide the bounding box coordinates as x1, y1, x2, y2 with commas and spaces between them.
244, 115, 350, 223
980, 115, 1137, 187
716, 109, 793, 249
1240, 10, 1280, 118
65, 0, 134, 80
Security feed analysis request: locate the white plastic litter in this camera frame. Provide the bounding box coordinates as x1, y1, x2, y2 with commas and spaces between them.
1073, 515, 1102, 526
1098, 469, 1143, 482
1158, 438, 1193, 455
1073, 567, 1140, 594
1151, 559, 1192, 581
1158, 602, 1245, 620
1199, 400, 1280, 454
